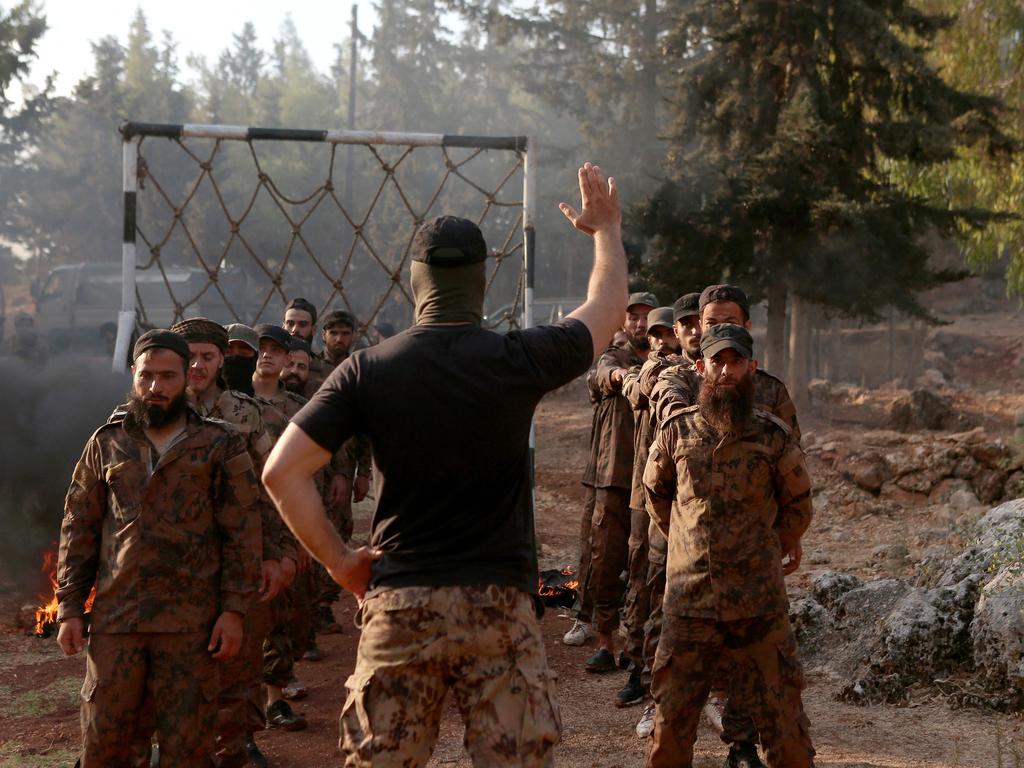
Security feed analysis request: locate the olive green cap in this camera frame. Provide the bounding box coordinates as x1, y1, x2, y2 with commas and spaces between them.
627, 291, 659, 311
700, 323, 753, 360
646, 307, 675, 331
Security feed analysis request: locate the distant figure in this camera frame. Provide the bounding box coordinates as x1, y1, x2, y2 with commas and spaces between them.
263, 162, 627, 766
10, 312, 48, 368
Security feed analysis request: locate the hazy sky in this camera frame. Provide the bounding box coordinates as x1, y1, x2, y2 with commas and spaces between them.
22, 0, 378, 98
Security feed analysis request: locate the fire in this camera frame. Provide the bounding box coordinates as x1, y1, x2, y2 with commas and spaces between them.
34, 548, 94, 636
537, 566, 580, 605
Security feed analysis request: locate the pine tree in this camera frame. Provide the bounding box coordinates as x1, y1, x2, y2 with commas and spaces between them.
634, 0, 1014, 397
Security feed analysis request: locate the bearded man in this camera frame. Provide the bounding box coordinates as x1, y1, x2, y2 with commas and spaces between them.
643, 324, 815, 768
55, 330, 260, 767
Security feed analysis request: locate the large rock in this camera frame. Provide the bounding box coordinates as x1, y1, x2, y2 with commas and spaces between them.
888, 388, 953, 432
971, 566, 1024, 709
811, 571, 863, 612
838, 452, 890, 493
937, 499, 1024, 587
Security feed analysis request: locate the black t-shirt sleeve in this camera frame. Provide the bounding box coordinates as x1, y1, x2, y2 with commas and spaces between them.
291, 357, 360, 455
512, 318, 593, 392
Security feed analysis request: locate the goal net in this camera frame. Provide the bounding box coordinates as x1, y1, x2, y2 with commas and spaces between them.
113, 122, 535, 370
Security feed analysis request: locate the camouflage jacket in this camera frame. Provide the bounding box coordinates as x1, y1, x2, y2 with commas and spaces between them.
644, 406, 812, 620
582, 344, 642, 490
190, 387, 285, 562
652, 366, 801, 441
623, 350, 685, 510
301, 353, 334, 400
56, 407, 261, 632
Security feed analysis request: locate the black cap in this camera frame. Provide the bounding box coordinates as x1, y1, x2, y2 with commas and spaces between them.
699, 284, 750, 320
672, 292, 701, 322
322, 309, 357, 331
289, 337, 312, 355
133, 329, 189, 363
700, 323, 753, 360
285, 297, 318, 325
412, 216, 487, 267
254, 323, 292, 352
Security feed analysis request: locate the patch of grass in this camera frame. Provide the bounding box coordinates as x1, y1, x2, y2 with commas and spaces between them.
0, 675, 80, 719
0, 648, 65, 672
0, 741, 77, 768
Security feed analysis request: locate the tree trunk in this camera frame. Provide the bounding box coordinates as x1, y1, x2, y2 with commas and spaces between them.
764, 282, 787, 375
787, 294, 811, 413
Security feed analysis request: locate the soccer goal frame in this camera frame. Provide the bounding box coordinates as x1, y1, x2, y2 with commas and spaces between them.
114, 121, 536, 373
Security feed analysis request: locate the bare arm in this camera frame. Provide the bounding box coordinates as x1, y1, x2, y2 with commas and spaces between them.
263, 422, 380, 601
562, 163, 628, 360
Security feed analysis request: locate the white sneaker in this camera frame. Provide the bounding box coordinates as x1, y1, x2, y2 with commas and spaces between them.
562, 619, 596, 646
703, 691, 726, 734
635, 702, 656, 738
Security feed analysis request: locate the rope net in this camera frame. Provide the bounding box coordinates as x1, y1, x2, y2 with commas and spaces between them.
129, 132, 527, 341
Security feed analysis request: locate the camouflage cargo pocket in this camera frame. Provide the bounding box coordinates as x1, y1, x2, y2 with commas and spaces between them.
340, 670, 374, 766
515, 666, 561, 763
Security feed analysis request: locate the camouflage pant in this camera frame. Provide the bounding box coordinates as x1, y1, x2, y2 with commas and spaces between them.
217, 599, 273, 765
573, 484, 597, 622
585, 486, 631, 635
263, 567, 316, 688
341, 585, 561, 767
623, 506, 652, 668
79, 631, 218, 768
642, 522, 667, 690
647, 612, 814, 768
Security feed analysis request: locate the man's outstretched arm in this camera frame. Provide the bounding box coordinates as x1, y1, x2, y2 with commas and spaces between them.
563, 162, 628, 361
263, 423, 379, 601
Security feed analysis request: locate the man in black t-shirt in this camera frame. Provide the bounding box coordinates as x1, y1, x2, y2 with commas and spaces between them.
263, 162, 628, 767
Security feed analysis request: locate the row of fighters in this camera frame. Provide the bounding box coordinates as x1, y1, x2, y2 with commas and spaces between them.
56, 300, 372, 768
566, 284, 814, 768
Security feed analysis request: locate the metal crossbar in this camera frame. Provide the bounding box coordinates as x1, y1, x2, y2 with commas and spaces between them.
114, 122, 535, 371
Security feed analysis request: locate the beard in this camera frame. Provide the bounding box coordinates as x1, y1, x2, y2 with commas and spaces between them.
126, 389, 188, 429
698, 373, 755, 435
282, 373, 306, 393
629, 332, 650, 351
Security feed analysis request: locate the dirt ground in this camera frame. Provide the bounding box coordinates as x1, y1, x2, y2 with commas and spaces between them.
1, 384, 1023, 768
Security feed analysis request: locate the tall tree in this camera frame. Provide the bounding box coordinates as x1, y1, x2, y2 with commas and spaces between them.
634, 0, 1013, 398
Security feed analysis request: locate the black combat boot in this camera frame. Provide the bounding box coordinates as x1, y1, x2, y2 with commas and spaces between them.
725, 741, 766, 768
615, 667, 645, 708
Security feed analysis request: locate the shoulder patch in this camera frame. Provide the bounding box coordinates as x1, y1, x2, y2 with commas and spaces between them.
754, 408, 793, 437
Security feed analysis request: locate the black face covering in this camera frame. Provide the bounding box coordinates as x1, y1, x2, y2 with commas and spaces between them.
222, 355, 257, 395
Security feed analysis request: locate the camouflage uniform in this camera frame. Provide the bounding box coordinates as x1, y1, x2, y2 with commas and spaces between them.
643, 406, 814, 767
56, 407, 261, 768
581, 344, 641, 635
255, 384, 316, 692
191, 387, 287, 765
342, 586, 559, 767
573, 366, 603, 623
621, 351, 685, 674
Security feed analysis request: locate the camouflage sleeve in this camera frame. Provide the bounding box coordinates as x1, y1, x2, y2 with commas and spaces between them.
595, 349, 626, 395
245, 411, 283, 562
643, 425, 677, 539
329, 442, 355, 479
621, 364, 646, 411
773, 435, 812, 547
352, 434, 372, 478
773, 381, 802, 441
55, 438, 106, 622
217, 433, 262, 615
651, 370, 698, 428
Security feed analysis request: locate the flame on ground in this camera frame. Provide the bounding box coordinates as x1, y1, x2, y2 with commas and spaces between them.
34, 549, 94, 636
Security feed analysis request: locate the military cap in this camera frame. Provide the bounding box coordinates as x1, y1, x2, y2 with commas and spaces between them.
412, 216, 487, 267
170, 317, 228, 352
289, 337, 312, 355
647, 307, 675, 332
254, 323, 292, 352
133, 329, 189, 362
627, 291, 659, 311
699, 284, 750, 320
225, 323, 258, 354
285, 297, 318, 324
322, 309, 357, 331
700, 323, 753, 360
672, 292, 701, 322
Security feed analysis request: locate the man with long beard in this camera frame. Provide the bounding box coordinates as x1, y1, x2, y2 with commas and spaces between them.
643, 324, 814, 768
55, 330, 261, 767
576, 290, 657, 674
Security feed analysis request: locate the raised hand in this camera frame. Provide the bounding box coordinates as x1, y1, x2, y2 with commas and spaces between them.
559, 162, 621, 237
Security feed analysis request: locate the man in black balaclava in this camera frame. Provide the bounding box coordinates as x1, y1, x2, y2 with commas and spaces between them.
224, 323, 259, 396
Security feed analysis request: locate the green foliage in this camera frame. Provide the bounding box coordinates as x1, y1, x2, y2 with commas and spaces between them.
887, 0, 1024, 298
634, 0, 1014, 318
